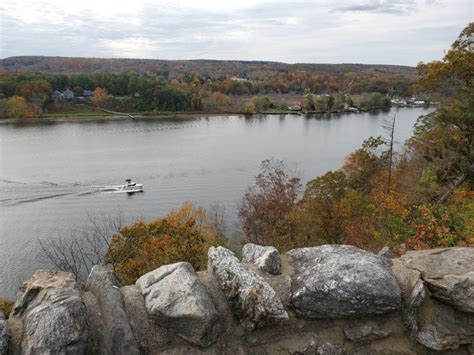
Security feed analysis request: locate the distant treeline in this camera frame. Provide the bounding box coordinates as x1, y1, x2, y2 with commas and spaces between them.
0, 57, 416, 117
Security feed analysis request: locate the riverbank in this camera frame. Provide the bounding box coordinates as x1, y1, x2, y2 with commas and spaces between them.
0, 105, 432, 124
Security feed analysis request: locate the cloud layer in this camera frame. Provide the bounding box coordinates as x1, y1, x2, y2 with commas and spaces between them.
0, 0, 471, 65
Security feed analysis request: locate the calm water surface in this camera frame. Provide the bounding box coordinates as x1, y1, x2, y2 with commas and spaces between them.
0, 107, 432, 296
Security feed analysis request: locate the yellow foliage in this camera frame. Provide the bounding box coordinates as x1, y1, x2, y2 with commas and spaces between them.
7, 96, 33, 118
106, 202, 220, 285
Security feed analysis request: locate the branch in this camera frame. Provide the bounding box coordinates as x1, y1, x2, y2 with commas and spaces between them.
437, 162, 474, 204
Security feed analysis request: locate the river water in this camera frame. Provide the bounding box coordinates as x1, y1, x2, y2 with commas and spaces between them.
0, 107, 432, 297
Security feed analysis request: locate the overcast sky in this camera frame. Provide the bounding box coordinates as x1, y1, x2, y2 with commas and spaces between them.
0, 0, 472, 65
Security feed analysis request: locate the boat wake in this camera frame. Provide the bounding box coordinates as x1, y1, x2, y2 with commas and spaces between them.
0, 180, 143, 206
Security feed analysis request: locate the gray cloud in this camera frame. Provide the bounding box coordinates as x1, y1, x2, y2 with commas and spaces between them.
334, 0, 438, 14
0, 0, 471, 65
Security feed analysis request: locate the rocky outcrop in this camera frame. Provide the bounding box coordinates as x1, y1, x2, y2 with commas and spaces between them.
3, 245, 474, 354
135, 262, 222, 347
0, 313, 8, 355
207, 246, 288, 330
287, 245, 401, 318
85, 265, 140, 354
8, 270, 88, 354
399, 247, 474, 313
242, 243, 281, 275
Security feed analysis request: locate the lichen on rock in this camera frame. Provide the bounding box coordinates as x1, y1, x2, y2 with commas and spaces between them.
242, 243, 282, 275
287, 245, 401, 319
207, 246, 288, 330
135, 261, 222, 347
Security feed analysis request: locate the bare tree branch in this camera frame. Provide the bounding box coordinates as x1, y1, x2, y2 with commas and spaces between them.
37, 211, 124, 280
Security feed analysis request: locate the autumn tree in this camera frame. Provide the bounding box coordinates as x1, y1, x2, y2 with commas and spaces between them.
15, 79, 52, 107
106, 202, 223, 284
411, 22, 474, 201
302, 94, 315, 111
212, 92, 230, 106
91, 87, 108, 106
239, 159, 302, 247
7, 96, 32, 118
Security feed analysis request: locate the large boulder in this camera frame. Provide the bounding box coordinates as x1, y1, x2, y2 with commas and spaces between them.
287, 245, 401, 318
0, 313, 8, 355
135, 262, 222, 347
10, 270, 88, 354
242, 243, 281, 275
399, 247, 474, 313
85, 265, 140, 355
207, 246, 288, 330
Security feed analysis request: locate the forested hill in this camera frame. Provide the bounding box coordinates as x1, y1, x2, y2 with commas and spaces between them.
0, 56, 415, 79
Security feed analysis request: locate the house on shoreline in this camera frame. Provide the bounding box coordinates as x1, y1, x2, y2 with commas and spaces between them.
51, 89, 94, 101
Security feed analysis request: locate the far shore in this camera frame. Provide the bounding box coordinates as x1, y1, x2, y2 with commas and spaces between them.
0, 105, 430, 125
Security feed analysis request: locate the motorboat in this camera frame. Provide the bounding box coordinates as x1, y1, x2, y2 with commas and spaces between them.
120, 179, 144, 193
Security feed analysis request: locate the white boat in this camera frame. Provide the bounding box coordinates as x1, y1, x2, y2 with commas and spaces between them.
120, 179, 144, 193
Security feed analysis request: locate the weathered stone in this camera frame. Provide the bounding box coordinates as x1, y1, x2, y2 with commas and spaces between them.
121, 285, 172, 353
316, 342, 344, 355
391, 259, 426, 331
415, 295, 474, 351
82, 290, 104, 354
136, 262, 222, 347
399, 247, 474, 313
378, 246, 395, 259
207, 246, 288, 330
86, 265, 140, 355
242, 243, 281, 275
0, 313, 8, 355
344, 323, 390, 343
249, 264, 292, 308
10, 270, 87, 354
287, 245, 401, 319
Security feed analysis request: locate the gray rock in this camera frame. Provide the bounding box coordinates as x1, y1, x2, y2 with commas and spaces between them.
399, 247, 474, 313
136, 262, 222, 347
121, 285, 171, 353
10, 270, 87, 354
378, 246, 395, 259
415, 296, 474, 351
207, 246, 288, 330
242, 243, 281, 275
344, 323, 390, 343
0, 313, 8, 355
391, 259, 426, 331
287, 245, 401, 319
316, 342, 344, 355
86, 265, 140, 355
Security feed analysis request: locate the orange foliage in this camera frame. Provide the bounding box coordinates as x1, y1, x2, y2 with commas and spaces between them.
106, 202, 220, 284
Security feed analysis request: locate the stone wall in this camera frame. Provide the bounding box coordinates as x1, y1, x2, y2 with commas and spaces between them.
1, 244, 473, 354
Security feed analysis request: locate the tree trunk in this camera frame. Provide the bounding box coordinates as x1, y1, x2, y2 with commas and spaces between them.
437, 163, 474, 204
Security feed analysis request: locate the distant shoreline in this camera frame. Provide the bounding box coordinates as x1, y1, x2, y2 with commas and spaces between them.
0, 106, 431, 124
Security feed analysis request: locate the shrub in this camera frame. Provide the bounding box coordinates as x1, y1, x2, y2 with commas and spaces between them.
106, 202, 224, 284
0, 298, 14, 318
